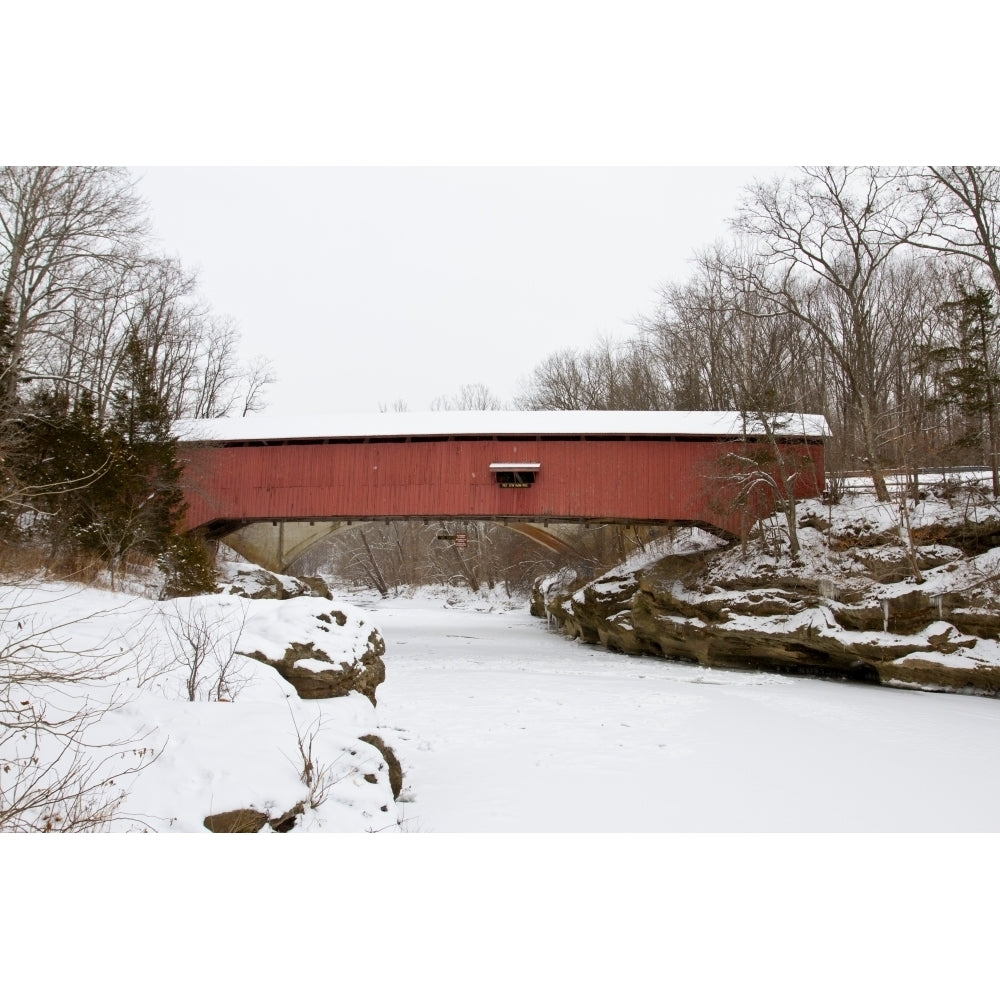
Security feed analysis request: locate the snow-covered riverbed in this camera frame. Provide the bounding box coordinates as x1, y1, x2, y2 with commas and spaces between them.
364, 591, 1000, 832
11, 584, 996, 997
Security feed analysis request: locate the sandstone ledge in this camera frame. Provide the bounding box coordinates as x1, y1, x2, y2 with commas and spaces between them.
534, 543, 1000, 697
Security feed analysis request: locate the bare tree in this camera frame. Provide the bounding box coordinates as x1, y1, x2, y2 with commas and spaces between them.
311, 519, 561, 597
910, 167, 1000, 296
643, 245, 830, 417
662, 249, 827, 555
733, 166, 925, 501
2, 167, 277, 577
378, 399, 409, 413
516, 336, 668, 411
357, 528, 391, 596
431, 382, 504, 411
907, 167, 1000, 493
238, 354, 276, 416
515, 347, 591, 409
642, 257, 738, 410
1, 168, 275, 429
158, 601, 250, 702
0, 167, 145, 413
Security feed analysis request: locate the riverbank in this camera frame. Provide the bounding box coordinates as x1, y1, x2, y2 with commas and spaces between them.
533, 482, 1000, 696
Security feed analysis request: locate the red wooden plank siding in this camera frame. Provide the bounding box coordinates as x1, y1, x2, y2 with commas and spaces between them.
179, 437, 825, 536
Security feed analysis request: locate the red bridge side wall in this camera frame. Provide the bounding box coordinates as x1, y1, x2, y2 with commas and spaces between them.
179, 437, 826, 536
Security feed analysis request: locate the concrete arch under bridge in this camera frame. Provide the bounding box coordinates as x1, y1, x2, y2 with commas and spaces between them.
202, 516, 668, 575
175, 410, 829, 574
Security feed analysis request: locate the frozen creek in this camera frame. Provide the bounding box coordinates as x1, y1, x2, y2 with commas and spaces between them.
363, 593, 1000, 832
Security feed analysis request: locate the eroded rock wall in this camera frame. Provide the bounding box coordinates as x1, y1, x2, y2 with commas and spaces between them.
534, 515, 1000, 696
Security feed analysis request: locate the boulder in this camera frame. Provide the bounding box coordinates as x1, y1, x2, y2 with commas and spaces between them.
244, 631, 386, 704
203, 802, 305, 833
224, 566, 313, 601
203, 808, 268, 833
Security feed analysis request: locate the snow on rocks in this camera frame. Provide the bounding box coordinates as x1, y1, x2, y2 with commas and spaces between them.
219, 559, 331, 601
1, 578, 400, 833
534, 485, 1000, 696
239, 597, 387, 704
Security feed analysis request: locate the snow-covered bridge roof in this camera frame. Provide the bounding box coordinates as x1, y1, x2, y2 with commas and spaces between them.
174, 410, 831, 443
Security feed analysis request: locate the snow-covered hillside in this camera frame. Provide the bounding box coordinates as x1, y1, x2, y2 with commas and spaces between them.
1, 580, 401, 832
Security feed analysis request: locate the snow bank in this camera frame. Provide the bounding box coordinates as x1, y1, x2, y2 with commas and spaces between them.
1, 583, 401, 832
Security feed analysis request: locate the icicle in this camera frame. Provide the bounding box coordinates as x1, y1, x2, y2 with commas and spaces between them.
882, 598, 890, 632
935, 594, 943, 620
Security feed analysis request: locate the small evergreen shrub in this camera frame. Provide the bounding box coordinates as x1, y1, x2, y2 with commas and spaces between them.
158, 534, 219, 598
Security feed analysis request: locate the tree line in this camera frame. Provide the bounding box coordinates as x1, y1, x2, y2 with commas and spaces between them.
0, 166, 274, 591
8, 166, 1000, 590
515, 167, 1000, 502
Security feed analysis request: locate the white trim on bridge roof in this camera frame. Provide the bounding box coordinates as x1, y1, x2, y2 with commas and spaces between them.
173, 410, 831, 443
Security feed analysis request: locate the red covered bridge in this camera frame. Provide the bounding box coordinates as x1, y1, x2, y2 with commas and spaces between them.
174, 411, 828, 572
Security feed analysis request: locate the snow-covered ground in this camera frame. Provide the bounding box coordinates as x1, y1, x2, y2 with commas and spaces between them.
8, 579, 998, 995
362, 588, 1000, 832
1, 581, 398, 833
6, 575, 1000, 833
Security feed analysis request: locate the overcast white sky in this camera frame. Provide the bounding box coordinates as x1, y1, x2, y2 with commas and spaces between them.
132, 166, 781, 415
12, 4, 985, 419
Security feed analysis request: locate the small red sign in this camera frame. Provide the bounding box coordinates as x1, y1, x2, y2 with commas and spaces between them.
454, 532, 468, 548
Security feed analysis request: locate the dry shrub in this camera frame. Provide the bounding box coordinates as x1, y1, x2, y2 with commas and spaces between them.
1, 539, 161, 589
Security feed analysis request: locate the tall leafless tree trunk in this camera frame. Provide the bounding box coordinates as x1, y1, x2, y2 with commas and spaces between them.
0, 166, 144, 411
909, 167, 1000, 494
733, 166, 923, 502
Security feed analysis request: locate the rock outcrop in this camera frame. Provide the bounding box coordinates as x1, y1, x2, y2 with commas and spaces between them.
533, 498, 1000, 697
220, 562, 388, 704
245, 626, 386, 704
223, 565, 328, 601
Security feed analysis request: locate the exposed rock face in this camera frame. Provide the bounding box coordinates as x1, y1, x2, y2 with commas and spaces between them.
245, 629, 386, 704
534, 515, 1000, 697
203, 803, 304, 833
299, 576, 333, 600
203, 808, 269, 833
220, 563, 387, 703
224, 566, 316, 600
359, 734, 404, 800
